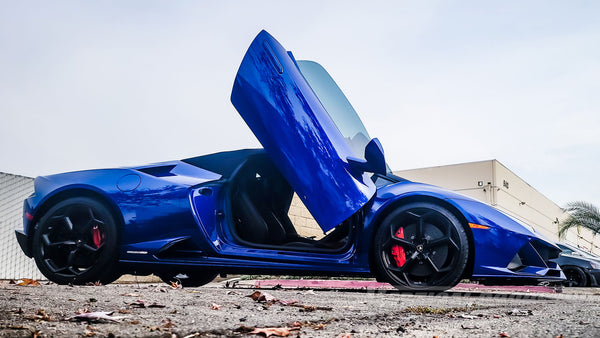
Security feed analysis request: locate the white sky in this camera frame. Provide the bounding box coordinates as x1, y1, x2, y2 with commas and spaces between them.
1, 1, 598, 207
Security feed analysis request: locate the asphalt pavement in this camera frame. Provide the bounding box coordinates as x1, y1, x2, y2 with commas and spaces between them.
1, 279, 598, 337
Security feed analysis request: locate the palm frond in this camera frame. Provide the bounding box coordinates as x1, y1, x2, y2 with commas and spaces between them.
559, 201, 600, 238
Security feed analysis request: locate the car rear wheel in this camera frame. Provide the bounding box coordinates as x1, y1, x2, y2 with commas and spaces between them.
373, 202, 469, 291
32, 197, 120, 285
562, 266, 588, 287
157, 271, 218, 287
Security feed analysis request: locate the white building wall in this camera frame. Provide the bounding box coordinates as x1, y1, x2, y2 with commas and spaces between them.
0, 172, 43, 280
395, 160, 599, 255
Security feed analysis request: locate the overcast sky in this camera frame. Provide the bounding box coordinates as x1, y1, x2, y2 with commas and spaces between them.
1, 1, 598, 207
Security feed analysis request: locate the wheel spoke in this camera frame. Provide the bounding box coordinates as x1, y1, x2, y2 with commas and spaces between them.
427, 236, 449, 248
390, 236, 417, 249
63, 216, 74, 231
447, 238, 460, 251
425, 255, 440, 273
81, 243, 102, 252
42, 234, 76, 247
67, 249, 78, 266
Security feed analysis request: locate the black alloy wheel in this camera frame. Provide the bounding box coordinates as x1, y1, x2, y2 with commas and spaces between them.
373, 202, 469, 291
158, 271, 218, 287
562, 266, 588, 287
32, 197, 120, 285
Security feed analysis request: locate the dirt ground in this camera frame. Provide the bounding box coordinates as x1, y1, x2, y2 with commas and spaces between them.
1, 279, 599, 337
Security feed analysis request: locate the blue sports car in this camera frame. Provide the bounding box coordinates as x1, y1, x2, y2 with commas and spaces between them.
15, 31, 564, 291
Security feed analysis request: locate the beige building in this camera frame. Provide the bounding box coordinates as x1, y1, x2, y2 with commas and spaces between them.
394, 160, 599, 255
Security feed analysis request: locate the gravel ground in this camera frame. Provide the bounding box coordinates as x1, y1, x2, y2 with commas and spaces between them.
1, 279, 599, 337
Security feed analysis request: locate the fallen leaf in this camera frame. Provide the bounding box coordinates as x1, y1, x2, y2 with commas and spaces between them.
76, 308, 90, 314
169, 309, 178, 314
161, 318, 176, 328
248, 291, 277, 303
26, 309, 51, 321
460, 314, 477, 319
499, 332, 510, 337
129, 300, 147, 308
17, 279, 40, 286
234, 325, 256, 333
211, 303, 222, 310
183, 333, 201, 338
84, 325, 97, 337
250, 327, 291, 337
67, 311, 125, 322
278, 299, 298, 306
170, 281, 182, 289
129, 320, 140, 324
148, 302, 166, 308
493, 315, 501, 318
118, 309, 131, 314
507, 309, 532, 316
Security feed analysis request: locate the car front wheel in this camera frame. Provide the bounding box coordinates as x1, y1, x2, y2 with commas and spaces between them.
32, 197, 120, 285
562, 266, 588, 287
373, 202, 470, 291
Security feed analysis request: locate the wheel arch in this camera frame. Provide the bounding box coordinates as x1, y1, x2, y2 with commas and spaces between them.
368, 195, 475, 281
561, 265, 591, 287
27, 187, 125, 254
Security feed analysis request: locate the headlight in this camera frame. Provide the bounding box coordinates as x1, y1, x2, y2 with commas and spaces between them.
590, 261, 600, 270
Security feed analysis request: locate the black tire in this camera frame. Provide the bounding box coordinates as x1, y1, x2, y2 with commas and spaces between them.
373, 202, 470, 292
32, 197, 121, 285
562, 266, 588, 287
158, 271, 218, 287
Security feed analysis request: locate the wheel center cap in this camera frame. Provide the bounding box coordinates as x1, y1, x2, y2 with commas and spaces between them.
416, 244, 424, 252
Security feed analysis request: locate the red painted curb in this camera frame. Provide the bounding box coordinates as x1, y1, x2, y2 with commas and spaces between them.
253, 280, 558, 294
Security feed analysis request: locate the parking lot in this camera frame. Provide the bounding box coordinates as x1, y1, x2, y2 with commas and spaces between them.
1, 279, 599, 337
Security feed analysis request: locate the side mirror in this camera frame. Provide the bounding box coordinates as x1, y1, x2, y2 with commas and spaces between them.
347, 138, 387, 176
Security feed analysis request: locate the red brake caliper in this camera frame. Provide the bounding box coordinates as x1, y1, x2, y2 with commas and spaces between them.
390, 227, 406, 267
92, 225, 104, 248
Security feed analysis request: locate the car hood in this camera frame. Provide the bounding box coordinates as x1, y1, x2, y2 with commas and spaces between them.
230, 30, 379, 232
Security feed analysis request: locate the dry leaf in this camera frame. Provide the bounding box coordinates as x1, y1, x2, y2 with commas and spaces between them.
129, 320, 140, 324
26, 309, 51, 321
211, 303, 222, 310
249, 327, 291, 337
161, 318, 176, 328
67, 311, 124, 322
120, 292, 141, 297
17, 279, 40, 286
278, 299, 298, 306
499, 332, 510, 337
248, 291, 277, 303
148, 302, 166, 308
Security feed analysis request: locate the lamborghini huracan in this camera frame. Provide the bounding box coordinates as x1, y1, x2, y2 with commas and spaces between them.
16, 30, 564, 291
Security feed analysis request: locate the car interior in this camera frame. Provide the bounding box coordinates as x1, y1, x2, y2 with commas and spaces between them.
227, 152, 356, 252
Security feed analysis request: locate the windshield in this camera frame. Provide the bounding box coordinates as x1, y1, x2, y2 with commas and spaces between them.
297, 61, 371, 161
558, 243, 600, 259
